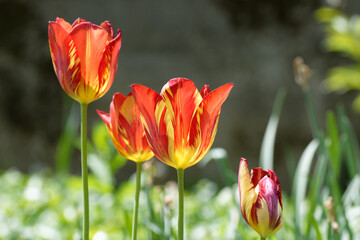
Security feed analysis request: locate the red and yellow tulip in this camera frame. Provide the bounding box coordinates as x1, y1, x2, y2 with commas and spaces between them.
238, 158, 284, 238
131, 77, 233, 169
48, 18, 122, 103
97, 93, 154, 162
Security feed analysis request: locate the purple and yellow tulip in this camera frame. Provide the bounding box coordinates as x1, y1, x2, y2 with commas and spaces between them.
238, 158, 284, 238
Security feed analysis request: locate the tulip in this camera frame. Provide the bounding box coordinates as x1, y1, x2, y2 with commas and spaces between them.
48, 18, 122, 104
238, 158, 284, 239
131, 77, 233, 170
132, 77, 233, 240
48, 18, 122, 240
97, 92, 154, 163
97, 92, 153, 240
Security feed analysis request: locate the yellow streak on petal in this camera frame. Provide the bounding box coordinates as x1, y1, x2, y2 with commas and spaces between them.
155, 101, 166, 128
251, 198, 270, 237
119, 96, 135, 125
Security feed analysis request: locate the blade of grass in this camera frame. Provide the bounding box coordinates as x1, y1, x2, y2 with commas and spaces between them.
326, 111, 341, 179
337, 106, 360, 178
310, 214, 322, 240
305, 155, 328, 237
259, 88, 287, 170
293, 139, 319, 237
343, 174, 360, 206
324, 111, 354, 239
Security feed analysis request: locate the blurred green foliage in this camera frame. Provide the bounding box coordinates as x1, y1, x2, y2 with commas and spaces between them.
316, 7, 360, 112
1, 83, 360, 239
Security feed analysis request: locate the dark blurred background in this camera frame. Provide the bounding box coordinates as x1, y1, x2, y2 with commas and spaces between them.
0, 0, 359, 191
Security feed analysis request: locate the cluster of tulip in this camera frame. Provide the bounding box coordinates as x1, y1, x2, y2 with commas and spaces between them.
48, 18, 283, 240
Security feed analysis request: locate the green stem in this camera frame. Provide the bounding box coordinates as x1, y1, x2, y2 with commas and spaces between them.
132, 162, 143, 240
80, 103, 89, 240
177, 168, 184, 240
260, 237, 266, 240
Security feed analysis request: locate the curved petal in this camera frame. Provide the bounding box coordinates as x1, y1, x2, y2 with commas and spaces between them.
96, 109, 111, 128
187, 83, 233, 167
48, 22, 82, 101
161, 78, 202, 148
54, 17, 72, 32
110, 92, 126, 134
100, 21, 114, 39
109, 93, 153, 161
132, 84, 172, 165
200, 85, 210, 98
72, 18, 88, 28
160, 78, 203, 168
70, 22, 110, 102
254, 176, 284, 237
97, 29, 122, 100
251, 167, 269, 186
238, 158, 258, 224
268, 169, 283, 208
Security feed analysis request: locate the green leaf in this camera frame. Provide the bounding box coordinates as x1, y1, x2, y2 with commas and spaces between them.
315, 7, 344, 23
337, 106, 360, 178
259, 88, 286, 170
325, 65, 360, 92
293, 139, 319, 236
326, 111, 341, 179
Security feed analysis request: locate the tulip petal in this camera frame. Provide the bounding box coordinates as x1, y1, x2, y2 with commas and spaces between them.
104, 93, 153, 162
132, 84, 172, 165
100, 21, 114, 39
254, 176, 284, 236
96, 110, 111, 129
48, 22, 82, 100
72, 18, 88, 28
55, 17, 72, 32
268, 169, 283, 208
70, 22, 110, 102
97, 30, 122, 100
110, 92, 126, 135
251, 167, 269, 186
200, 85, 210, 98
187, 83, 233, 167
160, 78, 203, 168
238, 159, 258, 224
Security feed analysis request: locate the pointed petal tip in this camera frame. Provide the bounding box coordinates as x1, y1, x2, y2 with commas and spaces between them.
96, 109, 106, 117
113, 92, 125, 99
239, 158, 249, 173
116, 29, 122, 36
97, 109, 111, 126
131, 83, 141, 89
111, 29, 122, 45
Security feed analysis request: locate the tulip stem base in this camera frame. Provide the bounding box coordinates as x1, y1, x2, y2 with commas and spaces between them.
177, 168, 184, 240
132, 162, 143, 240
80, 103, 89, 240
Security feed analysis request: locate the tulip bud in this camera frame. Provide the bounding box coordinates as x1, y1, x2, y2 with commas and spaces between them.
238, 158, 284, 238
